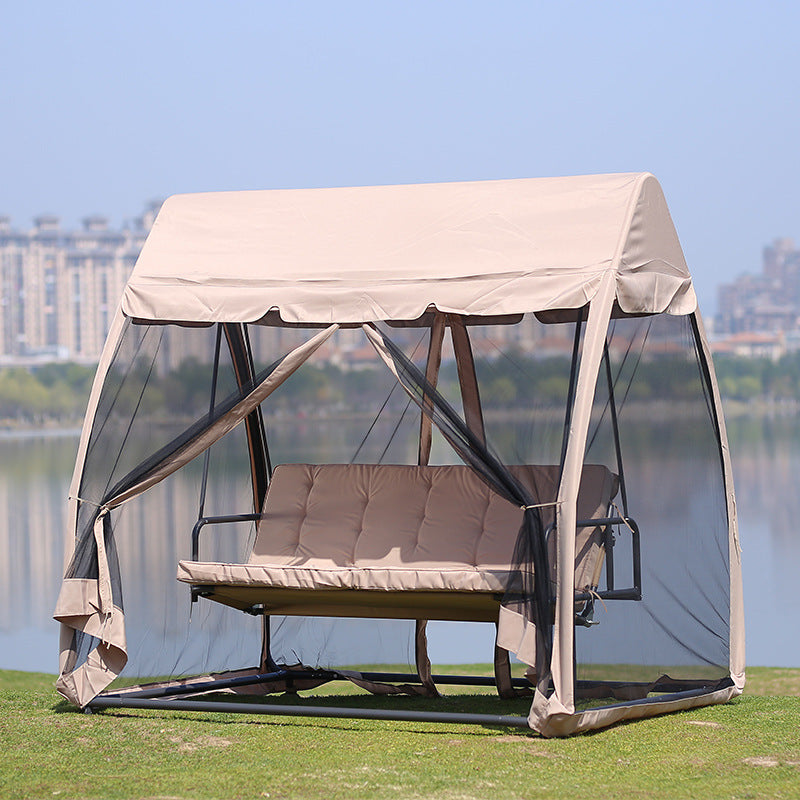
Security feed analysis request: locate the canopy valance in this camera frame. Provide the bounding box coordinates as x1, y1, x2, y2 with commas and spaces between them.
123, 173, 696, 324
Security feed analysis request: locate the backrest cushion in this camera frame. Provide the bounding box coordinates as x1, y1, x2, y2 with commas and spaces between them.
249, 464, 617, 586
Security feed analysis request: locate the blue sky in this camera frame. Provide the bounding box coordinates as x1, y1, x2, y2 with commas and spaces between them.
2, 1, 798, 311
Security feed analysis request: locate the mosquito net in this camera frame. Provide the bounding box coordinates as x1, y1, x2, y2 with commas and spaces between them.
63, 320, 443, 685
59, 308, 734, 709
574, 312, 731, 689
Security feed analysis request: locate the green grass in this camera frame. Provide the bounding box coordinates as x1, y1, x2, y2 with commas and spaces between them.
1, 667, 799, 800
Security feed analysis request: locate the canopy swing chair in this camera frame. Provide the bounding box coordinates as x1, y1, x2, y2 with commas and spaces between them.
54, 173, 744, 736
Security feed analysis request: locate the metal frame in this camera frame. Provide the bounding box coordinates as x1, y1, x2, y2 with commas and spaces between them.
190, 514, 263, 604
191, 514, 262, 563
544, 515, 642, 604
88, 694, 533, 727
99, 668, 533, 700
89, 666, 534, 727
87, 666, 729, 727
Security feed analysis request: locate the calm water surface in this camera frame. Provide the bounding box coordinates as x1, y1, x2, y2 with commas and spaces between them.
0, 415, 798, 673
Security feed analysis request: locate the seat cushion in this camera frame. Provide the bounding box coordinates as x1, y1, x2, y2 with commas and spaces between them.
177, 463, 618, 595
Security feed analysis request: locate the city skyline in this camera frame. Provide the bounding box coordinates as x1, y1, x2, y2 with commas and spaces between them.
0, 202, 157, 363
1, 197, 797, 322
1, 199, 794, 365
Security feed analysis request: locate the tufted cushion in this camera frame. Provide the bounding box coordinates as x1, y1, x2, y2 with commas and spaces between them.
178, 463, 618, 597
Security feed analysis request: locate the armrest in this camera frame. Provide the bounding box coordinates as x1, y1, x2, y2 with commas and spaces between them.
545, 515, 642, 602
191, 513, 263, 561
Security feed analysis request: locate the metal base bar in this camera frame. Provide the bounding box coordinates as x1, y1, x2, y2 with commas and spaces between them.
103, 669, 533, 701
105, 669, 711, 705
361, 671, 531, 688
87, 696, 531, 728
106, 670, 314, 700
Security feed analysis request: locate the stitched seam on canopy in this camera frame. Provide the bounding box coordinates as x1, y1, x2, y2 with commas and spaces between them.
127, 268, 609, 289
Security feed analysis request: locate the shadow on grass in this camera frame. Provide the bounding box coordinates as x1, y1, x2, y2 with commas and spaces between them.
52, 689, 537, 737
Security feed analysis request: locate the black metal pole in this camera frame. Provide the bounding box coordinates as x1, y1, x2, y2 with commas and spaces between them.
103, 669, 534, 701
88, 696, 532, 729
603, 341, 628, 516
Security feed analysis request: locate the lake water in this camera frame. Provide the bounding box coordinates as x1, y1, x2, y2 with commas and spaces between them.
1, 413, 798, 675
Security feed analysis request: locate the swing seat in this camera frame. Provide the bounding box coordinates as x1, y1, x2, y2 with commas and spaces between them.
177, 462, 620, 619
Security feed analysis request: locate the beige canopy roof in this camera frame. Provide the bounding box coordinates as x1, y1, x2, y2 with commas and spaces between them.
123, 172, 696, 324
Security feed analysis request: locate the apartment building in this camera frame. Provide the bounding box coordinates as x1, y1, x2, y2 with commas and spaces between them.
0, 203, 594, 367
716, 238, 800, 337
0, 205, 158, 363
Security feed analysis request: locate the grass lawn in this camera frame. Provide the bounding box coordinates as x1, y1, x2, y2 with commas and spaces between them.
1, 666, 798, 800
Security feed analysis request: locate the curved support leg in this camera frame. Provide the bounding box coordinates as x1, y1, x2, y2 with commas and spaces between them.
260, 614, 278, 672
494, 624, 533, 699
415, 620, 441, 698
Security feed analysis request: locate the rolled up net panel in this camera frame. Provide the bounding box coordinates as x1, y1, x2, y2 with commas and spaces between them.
65, 320, 260, 681
576, 312, 731, 691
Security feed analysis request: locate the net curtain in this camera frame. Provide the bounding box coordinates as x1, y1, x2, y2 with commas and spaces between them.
53, 275, 743, 735
54, 310, 558, 708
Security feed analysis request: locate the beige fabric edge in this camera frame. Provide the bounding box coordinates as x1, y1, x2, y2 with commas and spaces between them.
692, 312, 745, 690
538, 270, 618, 727
122, 272, 611, 324
54, 578, 127, 705
496, 605, 538, 668
616, 174, 698, 317
530, 683, 742, 737
121, 175, 697, 324
57, 309, 128, 707
527, 180, 641, 725
542, 186, 641, 722
177, 561, 512, 593
418, 312, 445, 465
64, 307, 127, 572
55, 324, 339, 707
531, 185, 670, 731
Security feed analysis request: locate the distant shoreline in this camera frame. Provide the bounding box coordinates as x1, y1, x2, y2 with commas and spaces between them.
0, 426, 82, 439
0, 398, 799, 439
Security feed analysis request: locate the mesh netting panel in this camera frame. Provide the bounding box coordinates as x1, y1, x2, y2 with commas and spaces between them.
423, 315, 581, 664
65, 312, 732, 691
72, 322, 432, 679
366, 321, 552, 673
66, 320, 306, 680
576, 313, 731, 683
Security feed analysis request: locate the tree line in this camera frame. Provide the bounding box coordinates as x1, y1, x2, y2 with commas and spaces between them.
2, 352, 800, 426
